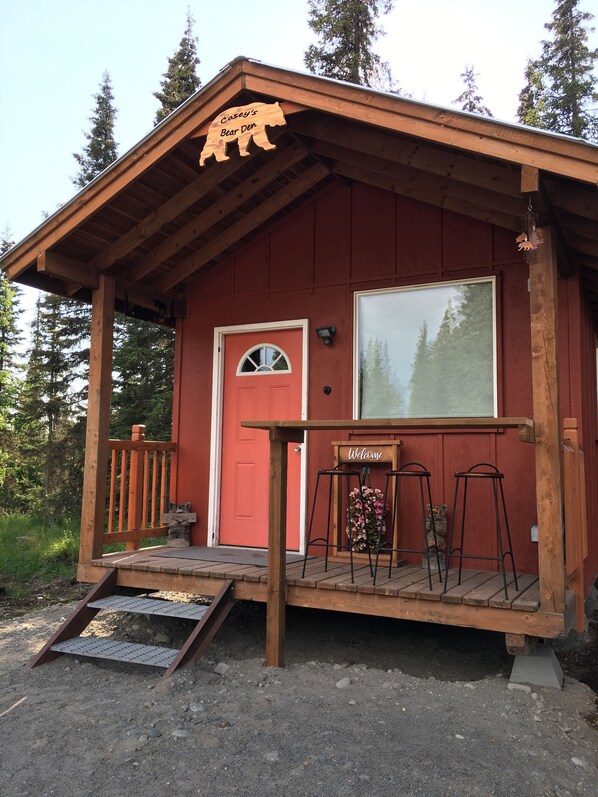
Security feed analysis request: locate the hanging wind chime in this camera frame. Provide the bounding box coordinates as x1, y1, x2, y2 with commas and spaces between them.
516, 197, 544, 260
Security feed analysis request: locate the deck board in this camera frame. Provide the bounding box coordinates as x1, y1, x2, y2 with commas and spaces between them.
462, 573, 517, 606
85, 551, 549, 636
440, 570, 497, 603
511, 580, 541, 611
488, 574, 539, 609
402, 569, 478, 601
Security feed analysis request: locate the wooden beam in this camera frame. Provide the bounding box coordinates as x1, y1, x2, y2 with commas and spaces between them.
152, 161, 330, 293
79, 274, 115, 563
293, 114, 521, 197
37, 251, 99, 289
115, 281, 186, 320
266, 436, 288, 667
528, 228, 565, 615
544, 178, 598, 223
521, 165, 540, 194
89, 157, 248, 272
244, 63, 598, 183
126, 141, 309, 282
314, 140, 524, 220
3, 64, 248, 281
332, 161, 521, 231
242, 417, 535, 438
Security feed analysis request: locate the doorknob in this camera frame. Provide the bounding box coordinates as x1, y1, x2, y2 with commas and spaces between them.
294, 446, 302, 453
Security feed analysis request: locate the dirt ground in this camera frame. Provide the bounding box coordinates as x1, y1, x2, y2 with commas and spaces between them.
1, 594, 597, 797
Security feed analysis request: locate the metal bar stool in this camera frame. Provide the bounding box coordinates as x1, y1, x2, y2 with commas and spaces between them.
302, 464, 367, 584
443, 463, 518, 599
374, 462, 442, 589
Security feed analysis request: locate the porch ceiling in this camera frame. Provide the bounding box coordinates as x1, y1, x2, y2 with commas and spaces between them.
2, 58, 598, 323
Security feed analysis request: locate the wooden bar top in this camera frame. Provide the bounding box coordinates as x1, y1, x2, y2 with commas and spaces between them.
241, 417, 535, 442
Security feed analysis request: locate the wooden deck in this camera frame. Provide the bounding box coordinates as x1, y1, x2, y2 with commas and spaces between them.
78, 547, 574, 640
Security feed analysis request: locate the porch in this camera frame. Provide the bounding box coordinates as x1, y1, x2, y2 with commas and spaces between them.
78, 547, 571, 643
75, 411, 586, 669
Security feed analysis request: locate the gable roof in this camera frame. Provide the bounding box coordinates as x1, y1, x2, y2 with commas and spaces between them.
2, 57, 598, 322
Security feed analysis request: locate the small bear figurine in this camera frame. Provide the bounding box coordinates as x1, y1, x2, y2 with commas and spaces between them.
425, 504, 448, 571
163, 502, 195, 548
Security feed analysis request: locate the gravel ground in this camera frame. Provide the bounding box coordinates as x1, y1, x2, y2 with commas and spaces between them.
0, 597, 597, 797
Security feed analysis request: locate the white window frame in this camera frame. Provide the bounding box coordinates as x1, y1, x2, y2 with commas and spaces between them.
353, 277, 498, 419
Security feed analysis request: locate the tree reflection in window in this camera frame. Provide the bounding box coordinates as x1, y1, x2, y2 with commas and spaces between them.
357, 279, 496, 419
239, 345, 290, 374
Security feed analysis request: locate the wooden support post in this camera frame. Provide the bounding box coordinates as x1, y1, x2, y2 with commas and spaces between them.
265, 426, 304, 667
505, 633, 538, 656
521, 165, 539, 194
79, 274, 115, 564
127, 424, 146, 551
529, 228, 566, 615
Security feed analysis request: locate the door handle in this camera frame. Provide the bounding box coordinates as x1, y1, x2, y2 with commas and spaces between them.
294, 446, 302, 453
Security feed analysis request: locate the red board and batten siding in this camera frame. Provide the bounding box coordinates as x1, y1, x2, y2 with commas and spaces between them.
173, 180, 593, 584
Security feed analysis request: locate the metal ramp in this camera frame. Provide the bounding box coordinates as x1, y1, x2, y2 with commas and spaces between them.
27, 569, 235, 678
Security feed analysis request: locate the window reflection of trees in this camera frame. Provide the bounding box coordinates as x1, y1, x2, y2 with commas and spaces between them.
359, 281, 494, 419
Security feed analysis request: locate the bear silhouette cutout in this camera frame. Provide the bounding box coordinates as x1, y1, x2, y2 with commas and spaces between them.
199, 102, 286, 167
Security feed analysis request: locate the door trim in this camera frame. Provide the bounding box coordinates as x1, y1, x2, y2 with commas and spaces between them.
208, 319, 309, 551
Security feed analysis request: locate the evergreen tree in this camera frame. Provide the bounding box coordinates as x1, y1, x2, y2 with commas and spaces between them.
111, 316, 175, 441
454, 65, 493, 116
0, 229, 21, 505
517, 59, 547, 127
72, 71, 119, 188
408, 320, 432, 416
154, 9, 201, 125
12, 296, 85, 519
538, 0, 598, 139
304, 0, 394, 88
359, 337, 404, 418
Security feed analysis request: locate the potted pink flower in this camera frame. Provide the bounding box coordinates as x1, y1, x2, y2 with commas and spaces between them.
346, 485, 386, 552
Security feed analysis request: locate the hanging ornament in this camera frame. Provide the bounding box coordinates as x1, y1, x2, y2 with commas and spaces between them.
516, 197, 544, 259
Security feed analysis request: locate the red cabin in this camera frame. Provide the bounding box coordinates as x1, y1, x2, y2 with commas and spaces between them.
3, 59, 598, 669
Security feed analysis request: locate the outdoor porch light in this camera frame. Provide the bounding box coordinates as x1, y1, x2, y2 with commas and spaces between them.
316, 325, 336, 345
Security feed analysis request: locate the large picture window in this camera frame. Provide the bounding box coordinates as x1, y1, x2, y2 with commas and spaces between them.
355, 279, 496, 419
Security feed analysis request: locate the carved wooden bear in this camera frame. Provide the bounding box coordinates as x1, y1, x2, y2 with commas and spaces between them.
199, 102, 286, 167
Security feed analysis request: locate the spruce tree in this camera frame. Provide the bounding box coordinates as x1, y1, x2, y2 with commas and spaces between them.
454, 65, 493, 116
154, 9, 201, 125
517, 59, 547, 127
73, 71, 119, 188
12, 295, 85, 519
0, 229, 21, 505
304, 0, 394, 88
111, 316, 175, 441
538, 0, 598, 140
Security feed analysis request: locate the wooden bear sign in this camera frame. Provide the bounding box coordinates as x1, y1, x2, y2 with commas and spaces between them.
199, 102, 286, 167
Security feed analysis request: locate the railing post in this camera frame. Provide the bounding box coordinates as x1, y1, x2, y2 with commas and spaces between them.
127, 424, 146, 550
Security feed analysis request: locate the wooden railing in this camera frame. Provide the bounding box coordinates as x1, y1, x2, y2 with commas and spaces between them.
562, 418, 588, 632
104, 424, 176, 549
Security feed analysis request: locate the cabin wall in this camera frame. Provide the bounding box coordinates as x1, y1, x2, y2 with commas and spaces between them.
572, 281, 598, 591
173, 181, 588, 579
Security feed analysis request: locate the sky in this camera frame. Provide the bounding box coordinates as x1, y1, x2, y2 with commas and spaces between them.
1, 0, 597, 299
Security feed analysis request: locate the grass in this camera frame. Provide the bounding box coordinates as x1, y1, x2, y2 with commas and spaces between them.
0, 515, 80, 597
0, 514, 166, 604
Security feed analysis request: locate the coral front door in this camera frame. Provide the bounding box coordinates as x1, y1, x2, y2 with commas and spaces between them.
219, 328, 303, 550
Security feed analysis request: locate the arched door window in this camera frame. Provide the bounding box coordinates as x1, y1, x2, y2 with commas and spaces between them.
236, 344, 291, 375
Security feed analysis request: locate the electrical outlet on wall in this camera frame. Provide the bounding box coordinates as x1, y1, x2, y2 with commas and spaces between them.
531, 524, 538, 542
